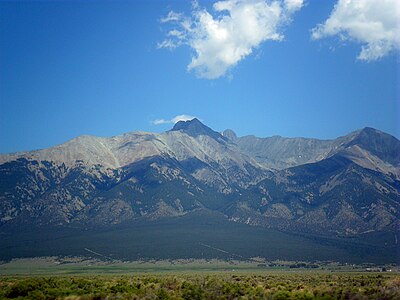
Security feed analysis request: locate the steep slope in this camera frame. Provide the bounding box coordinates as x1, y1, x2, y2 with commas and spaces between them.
344, 127, 400, 166
0, 158, 122, 226
335, 127, 400, 179
228, 155, 399, 235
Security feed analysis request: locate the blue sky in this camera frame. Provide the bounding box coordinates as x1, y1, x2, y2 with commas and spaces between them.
0, 0, 398, 153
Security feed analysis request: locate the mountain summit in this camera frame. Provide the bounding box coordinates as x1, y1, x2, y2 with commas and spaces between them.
170, 118, 225, 141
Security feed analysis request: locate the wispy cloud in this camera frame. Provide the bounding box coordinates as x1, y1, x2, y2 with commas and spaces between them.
159, 0, 304, 79
160, 11, 183, 23
152, 114, 200, 125
311, 0, 400, 61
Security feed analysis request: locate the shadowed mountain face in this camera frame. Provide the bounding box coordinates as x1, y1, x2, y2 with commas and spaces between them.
0, 119, 399, 262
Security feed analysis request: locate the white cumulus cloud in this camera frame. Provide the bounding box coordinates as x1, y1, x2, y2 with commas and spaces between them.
152, 114, 200, 125
311, 0, 400, 61
284, 0, 304, 13
159, 0, 304, 79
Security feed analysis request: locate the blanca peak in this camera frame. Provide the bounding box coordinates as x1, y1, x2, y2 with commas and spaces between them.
170, 118, 225, 141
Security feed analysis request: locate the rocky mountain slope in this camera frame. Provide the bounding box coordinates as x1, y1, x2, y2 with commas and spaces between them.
0, 119, 399, 242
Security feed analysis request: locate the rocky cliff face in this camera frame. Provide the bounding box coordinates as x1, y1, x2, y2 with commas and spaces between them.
0, 120, 399, 238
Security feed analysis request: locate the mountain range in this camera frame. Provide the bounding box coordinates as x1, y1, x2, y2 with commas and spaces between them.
0, 119, 399, 263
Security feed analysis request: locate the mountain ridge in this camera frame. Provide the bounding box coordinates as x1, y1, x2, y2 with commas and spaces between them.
2, 122, 396, 167
0, 119, 398, 262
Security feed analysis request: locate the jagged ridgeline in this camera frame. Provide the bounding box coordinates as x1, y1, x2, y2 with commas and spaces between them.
0, 119, 399, 263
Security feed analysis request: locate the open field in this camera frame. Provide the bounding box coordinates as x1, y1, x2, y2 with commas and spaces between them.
1, 257, 398, 276
0, 258, 277, 276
